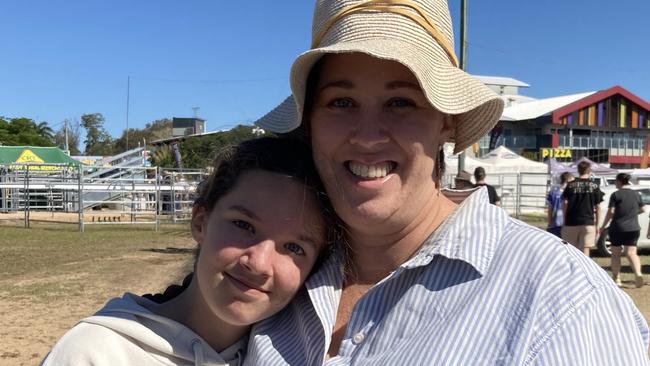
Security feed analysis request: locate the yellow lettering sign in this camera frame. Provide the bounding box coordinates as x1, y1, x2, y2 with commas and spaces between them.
15, 149, 45, 164
540, 148, 572, 159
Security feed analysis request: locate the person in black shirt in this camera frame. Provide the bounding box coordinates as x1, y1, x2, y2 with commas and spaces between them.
474, 166, 500, 206
598, 173, 645, 288
562, 161, 604, 257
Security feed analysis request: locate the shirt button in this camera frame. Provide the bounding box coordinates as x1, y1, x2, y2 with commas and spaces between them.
352, 332, 365, 344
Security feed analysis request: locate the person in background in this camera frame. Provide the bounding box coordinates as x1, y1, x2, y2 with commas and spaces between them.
546, 172, 575, 238
474, 166, 500, 206
455, 170, 475, 190
599, 173, 645, 288
562, 161, 604, 257
441, 170, 477, 205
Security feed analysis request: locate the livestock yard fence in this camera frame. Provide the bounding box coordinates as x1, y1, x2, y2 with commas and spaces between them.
0, 163, 205, 231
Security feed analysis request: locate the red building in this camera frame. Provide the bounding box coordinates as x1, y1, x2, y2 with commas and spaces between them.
486, 85, 650, 168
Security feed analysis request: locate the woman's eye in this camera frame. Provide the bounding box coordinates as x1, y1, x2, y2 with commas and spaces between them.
284, 242, 306, 256
329, 98, 354, 108
388, 98, 415, 108
232, 220, 255, 233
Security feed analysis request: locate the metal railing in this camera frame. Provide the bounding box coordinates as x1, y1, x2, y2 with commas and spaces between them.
0, 163, 205, 231
443, 172, 550, 217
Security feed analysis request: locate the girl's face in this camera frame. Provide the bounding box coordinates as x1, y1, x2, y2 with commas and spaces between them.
309, 53, 453, 232
191, 169, 324, 326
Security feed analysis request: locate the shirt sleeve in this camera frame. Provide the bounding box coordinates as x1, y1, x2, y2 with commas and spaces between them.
529, 286, 650, 365
596, 187, 605, 204
608, 192, 616, 208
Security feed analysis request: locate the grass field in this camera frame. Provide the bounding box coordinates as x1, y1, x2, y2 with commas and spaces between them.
0, 219, 649, 365
0, 222, 196, 366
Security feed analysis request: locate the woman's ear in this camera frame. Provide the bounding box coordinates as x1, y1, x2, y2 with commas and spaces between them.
191, 206, 207, 246
440, 114, 455, 142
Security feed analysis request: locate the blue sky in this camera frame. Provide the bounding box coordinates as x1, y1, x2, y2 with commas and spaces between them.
2, 1, 649, 138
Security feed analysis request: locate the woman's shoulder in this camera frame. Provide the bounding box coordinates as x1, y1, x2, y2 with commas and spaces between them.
501, 218, 611, 287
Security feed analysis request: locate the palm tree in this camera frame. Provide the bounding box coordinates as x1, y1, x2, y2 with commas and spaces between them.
36, 121, 54, 141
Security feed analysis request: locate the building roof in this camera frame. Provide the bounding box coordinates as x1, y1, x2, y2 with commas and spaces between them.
473, 75, 530, 88
500, 91, 595, 121
0, 146, 81, 166
551, 85, 650, 123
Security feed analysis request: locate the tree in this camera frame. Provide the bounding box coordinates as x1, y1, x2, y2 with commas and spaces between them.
35, 121, 54, 141
112, 118, 172, 154
0, 117, 55, 146
81, 113, 113, 156
54, 118, 82, 155
177, 125, 257, 168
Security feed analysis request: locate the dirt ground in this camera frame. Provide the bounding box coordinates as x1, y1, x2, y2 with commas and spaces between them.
0, 221, 195, 366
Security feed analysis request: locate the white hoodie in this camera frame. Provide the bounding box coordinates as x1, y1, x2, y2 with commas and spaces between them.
41, 293, 246, 366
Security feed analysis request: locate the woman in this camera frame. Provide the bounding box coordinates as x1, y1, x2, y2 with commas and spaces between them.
599, 173, 645, 288
41, 137, 339, 365
249, 0, 649, 364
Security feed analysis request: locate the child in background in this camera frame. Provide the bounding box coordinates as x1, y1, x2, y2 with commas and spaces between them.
41, 137, 339, 366
546, 172, 575, 237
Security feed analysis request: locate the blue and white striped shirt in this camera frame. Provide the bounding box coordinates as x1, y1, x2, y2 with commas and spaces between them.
246, 188, 650, 365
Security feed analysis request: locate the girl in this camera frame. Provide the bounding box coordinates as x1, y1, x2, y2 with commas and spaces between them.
41, 137, 338, 365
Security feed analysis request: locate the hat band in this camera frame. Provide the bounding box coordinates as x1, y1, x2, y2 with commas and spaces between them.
312, 0, 459, 67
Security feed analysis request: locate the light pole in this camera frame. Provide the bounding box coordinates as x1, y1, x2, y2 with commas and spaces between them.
458, 0, 468, 173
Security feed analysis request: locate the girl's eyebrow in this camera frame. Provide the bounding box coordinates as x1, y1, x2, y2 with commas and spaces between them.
229, 205, 260, 221
298, 234, 319, 248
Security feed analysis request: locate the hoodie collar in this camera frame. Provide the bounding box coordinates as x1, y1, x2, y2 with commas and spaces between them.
83, 293, 245, 366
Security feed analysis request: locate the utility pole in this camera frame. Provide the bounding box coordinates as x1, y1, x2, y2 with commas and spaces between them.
126, 76, 130, 151
458, 0, 469, 173
64, 119, 70, 155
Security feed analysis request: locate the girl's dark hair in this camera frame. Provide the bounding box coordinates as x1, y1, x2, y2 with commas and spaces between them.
144, 136, 341, 303
616, 172, 631, 186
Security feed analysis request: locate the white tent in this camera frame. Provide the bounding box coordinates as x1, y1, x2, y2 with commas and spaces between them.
475, 146, 548, 174
444, 154, 494, 176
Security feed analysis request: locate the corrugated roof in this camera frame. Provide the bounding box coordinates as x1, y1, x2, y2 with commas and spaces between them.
473, 75, 530, 88
501, 92, 595, 121
551, 85, 650, 123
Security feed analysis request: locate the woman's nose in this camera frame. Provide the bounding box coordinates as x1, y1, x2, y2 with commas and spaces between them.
349, 111, 389, 149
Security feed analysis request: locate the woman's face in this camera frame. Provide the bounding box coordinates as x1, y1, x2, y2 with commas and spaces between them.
191, 169, 324, 326
309, 53, 453, 232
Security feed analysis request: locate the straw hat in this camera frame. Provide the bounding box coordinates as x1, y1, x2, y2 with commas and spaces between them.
256, 0, 504, 154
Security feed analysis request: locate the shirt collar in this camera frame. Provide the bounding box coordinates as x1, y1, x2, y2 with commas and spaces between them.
403, 187, 509, 276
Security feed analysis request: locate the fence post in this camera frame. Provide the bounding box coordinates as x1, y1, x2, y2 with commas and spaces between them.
155, 167, 160, 232
24, 165, 30, 228
78, 164, 84, 232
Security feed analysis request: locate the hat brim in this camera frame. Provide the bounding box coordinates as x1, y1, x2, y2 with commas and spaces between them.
256, 39, 504, 154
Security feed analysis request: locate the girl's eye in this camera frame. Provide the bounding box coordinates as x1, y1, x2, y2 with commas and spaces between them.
284, 242, 306, 256
232, 220, 255, 233
329, 98, 354, 109
388, 98, 415, 108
